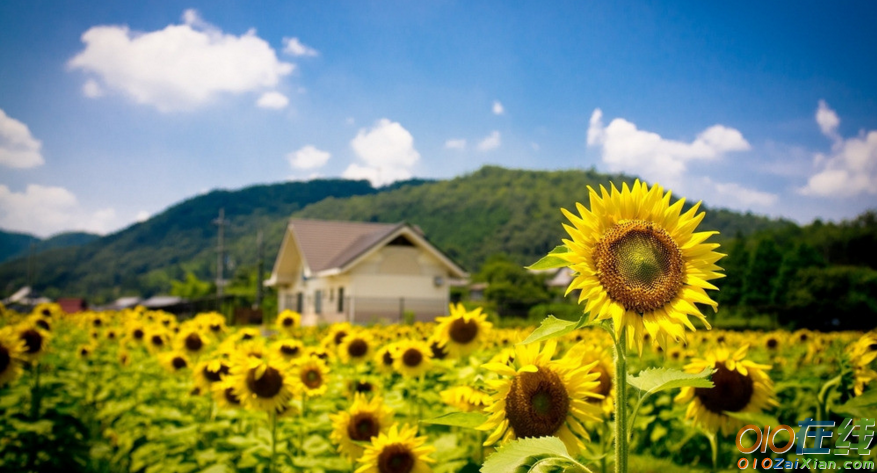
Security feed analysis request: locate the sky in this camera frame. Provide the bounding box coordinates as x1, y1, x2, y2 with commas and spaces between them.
1, 2, 876, 237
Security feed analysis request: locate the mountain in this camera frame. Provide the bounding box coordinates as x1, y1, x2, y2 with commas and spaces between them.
0, 230, 100, 264
0, 167, 793, 303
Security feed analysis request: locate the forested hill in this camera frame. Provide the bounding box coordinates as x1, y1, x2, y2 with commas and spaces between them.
0, 230, 99, 264
0, 166, 803, 303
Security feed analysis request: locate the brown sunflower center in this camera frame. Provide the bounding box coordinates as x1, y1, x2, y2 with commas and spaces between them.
347, 339, 369, 358
282, 317, 293, 327
766, 339, 778, 349
281, 344, 299, 356
347, 412, 381, 441
203, 363, 230, 382
302, 367, 323, 389
0, 346, 10, 373
151, 335, 164, 347
133, 328, 144, 340
694, 362, 754, 414
210, 324, 222, 332
799, 333, 808, 342
246, 366, 284, 398
449, 318, 478, 344
505, 367, 570, 438
172, 356, 187, 370
224, 387, 241, 405
589, 364, 612, 401
334, 331, 348, 345
36, 319, 49, 330
93, 318, 102, 327
354, 381, 373, 393
80, 347, 90, 356
41, 308, 51, 316
185, 333, 203, 351
402, 348, 423, 367
21, 329, 43, 354
377, 444, 415, 473
242, 333, 254, 340
382, 351, 394, 366
430, 342, 448, 360
593, 220, 685, 313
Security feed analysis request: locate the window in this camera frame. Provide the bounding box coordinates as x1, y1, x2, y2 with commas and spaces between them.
338, 287, 344, 313
296, 292, 303, 313
314, 290, 322, 314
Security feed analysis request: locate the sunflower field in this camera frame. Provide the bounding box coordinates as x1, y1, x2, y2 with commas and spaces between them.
2, 181, 876, 473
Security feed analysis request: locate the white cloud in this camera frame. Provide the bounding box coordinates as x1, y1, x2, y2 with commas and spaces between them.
68, 9, 294, 112
477, 131, 502, 151
492, 101, 504, 115
815, 99, 840, 141
705, 178, 778, 207
135, 210, 151, 222
800, 102, 877, 197
343, 119, 420, 186
82, 79, 104, 98
445, 138, 466, 150
287, 145, 331, 170
0, 108, 44, 169
256, 91, 289, 109
0, 184, 117, 237
586, 108, 750, 187
282, 37, 319, 57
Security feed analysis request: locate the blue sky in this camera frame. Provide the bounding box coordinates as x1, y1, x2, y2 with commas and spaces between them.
1, 2, 876, 237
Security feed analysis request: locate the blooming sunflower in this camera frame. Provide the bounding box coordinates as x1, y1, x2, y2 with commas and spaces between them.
330, 394, 394, 461
556, 180, 724, 348
194, 358, 232, 392
323, 323, 353, 350
846, 334, 877, 396
440, 386, 491, 413
17, 324, 50, 361
374, 344, 398, 374
340, 330, 376, 365
675, 345, 777, 435
562, 342, 615, 415
0, 327, 26, 387
272, 339, 304, 361
434, 304, 492, 358
159, 351, 190, 373
295, 357, 330, 399
175, 327, 208, 357
229, 353, 296, 413
478, 340, 603, 454
212, 379, 243, 410
275, 309, 301, 335
355, 424, 435, 473
392, 340, 432, 378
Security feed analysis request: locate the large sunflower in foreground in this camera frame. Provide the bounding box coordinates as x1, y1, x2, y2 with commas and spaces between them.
434, 304, 492, 358
330, 394, 394, 461
557, 180, 724, 348
675, 345, 776, 435
355, 424, 435, 473
478, 340, 603, 454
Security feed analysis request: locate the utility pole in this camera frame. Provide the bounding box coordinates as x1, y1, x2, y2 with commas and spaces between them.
255, 229, 264, 310
213, 208, 227, 310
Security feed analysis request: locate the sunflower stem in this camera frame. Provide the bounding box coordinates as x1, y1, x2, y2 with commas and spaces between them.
269, 410, 277, 473
299, 394, 306, 457
707, 432, 719, 471
613, 329, 628, 473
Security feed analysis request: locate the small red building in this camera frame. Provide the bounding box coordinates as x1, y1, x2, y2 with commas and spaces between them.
58, 298, 87, 314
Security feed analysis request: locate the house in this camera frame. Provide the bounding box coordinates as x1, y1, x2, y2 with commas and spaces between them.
266, 219, 467, 325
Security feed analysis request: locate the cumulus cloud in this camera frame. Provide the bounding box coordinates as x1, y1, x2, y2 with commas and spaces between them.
135, 210, 151, 222
445, 138, 466, 150
704, 178, 778, 207
68, 9, 294, 112
82, 79, 104, 98
0, 184, 117, 237
800, 101, 877, 198
256, 91, 289, 109
0, 108, 44, 168
282, 37, 319, 57
343, 119, 420, 186
586, 108, 750, 187
287, 145, 331, 170
492, 101, 504, 115
477, 131, 501, 151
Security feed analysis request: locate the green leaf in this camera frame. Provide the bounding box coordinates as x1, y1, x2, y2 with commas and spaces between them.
526, 246, 570, 270
724, 411, 782, 427
482, 437, 589, 473
627, 367, 714, 395
832, 389, 877, 418
421, 412, 488, 429
519, 314, 594, 345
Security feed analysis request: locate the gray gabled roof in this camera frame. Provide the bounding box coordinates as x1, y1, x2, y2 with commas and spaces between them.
289, 219, 403, 273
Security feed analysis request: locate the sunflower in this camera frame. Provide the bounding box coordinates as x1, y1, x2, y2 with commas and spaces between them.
272, 339, 304, 361
440, 386, 491, 413
562, 342, 615, 415
340, 331, 376, 365
295, 357, 330, 399
355, 424, 435, 473
323, 323, 353, 350
374, 344, 398, 374
846, 334, 877, 396
434, 304, 492, 358
17, 323, 50, 361
212, 379, 243, 410
145, 328, 170, 354
330, 394, 394, 461
392, 341, 432, 378
478, 340, 603, 454
275, 309, 301, 335
175, 328, 209, 357
77, 344, 96, 360
125, 323, 148, 345
229, 353, 296, 413
159, 351, 191, 373
0, 327, 26, 387
675, 345, 777, 435
194, 358, 232, 392
555, 180, 724, 348
347, 378, 382, 397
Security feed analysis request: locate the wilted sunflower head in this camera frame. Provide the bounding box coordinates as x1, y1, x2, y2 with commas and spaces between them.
434, 304, 492, 358
675, 345, 777, 435
479, 340, 603, 455
554, 180, 724, 350
330, 394, 393, 461
391, 341, 432, 378
354, 424, 435, 473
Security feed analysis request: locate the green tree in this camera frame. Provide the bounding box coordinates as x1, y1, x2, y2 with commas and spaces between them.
783, 266, 877, 330
741, 238, 783, 307
714, 234, 749, 307
771, 242, 825, 306
475, 254, 551, 317
169, 271, 214, 299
